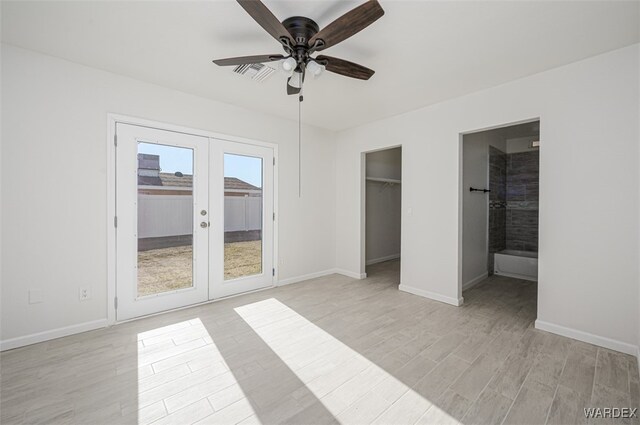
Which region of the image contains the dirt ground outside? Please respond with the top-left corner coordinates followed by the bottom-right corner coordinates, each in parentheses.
top-left (137, 240), bottom-right (262, 296)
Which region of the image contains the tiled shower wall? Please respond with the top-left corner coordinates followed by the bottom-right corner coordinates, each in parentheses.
top-left (506, 151), bottom-right (539, 251)
top-left (488, 147), bottom-right (539, 273)
top-left (488, 146), bottom-right (507, 273)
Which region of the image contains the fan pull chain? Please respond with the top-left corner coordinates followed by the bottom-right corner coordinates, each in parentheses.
top-left (298, 88), bottom-right (303, 198)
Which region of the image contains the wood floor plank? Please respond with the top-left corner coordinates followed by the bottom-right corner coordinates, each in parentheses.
top-left (488, 352), bottom-right (535, 399)
top-left (152, 398), bottom-right (214, 425)
top-left (321, 365), bottom-right (388, 414)
top-left (502, 378), bottom-right (555, 425)
top-left (527, 351), bottom-right (566, 388)
top-left (421, 332), bottom-right (466, 362)
top-left (559, 350), bottom-right (597, 397)
top-left (193, 398), bottom-right (255, 425)
top-left (450, 352), bottom-right (502, 401)
top-left (412, 354), bottom-right (470, 402)
top-left (588, 383), bottom-right (633, 425)
top-left (416, 389), bottom-right (472, 425)
top-left (595, 349), bottom-right (631, 394)
top-left (462, 388), bottom-right (513, 425)
top-left (372, 388), bottom-right (433, 425)
top-left (335, 392), bottom-right (391, 425)
top-left (546, 384), bottom-right (590, 425)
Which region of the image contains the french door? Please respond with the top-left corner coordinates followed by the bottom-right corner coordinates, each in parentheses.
top-left (115, 124), bottom-right (274, 320)
top-left (209, 141), bottom-right (274, 299)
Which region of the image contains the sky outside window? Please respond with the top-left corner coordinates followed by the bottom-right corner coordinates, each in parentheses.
top-left (138, 143), bottom-right (262, 187)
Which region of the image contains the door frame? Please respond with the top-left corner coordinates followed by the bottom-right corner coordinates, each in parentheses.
top-left (457, 116), bottom-right (540, 303)
top-left (106, 114), bottom-right (279, 325)
top-left (359, 144), bottom-right (402, 280)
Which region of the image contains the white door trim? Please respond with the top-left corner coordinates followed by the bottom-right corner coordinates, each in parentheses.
top-left (106, 114), bottom-right (279, 325)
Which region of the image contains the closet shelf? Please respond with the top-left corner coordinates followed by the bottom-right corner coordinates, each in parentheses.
top-left (366, 177), bottom-right (401, 184)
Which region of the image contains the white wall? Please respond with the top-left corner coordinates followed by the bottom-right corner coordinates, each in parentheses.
top-left (1, 45), bottom-right (337, 343)
top-left (461, 132), bottom-right (505, 288)
top-left (366, 148), bottom-right (401, 265)
top-left (336, 44), bottom-right (639, 352)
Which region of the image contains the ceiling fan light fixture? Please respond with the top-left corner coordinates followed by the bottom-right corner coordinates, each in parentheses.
top-left (289, 70), bottom-right (303, 89)
top-left (281, 57), bottom-right (297, 73)
top-left (306, 60), bottom-right (325, 78)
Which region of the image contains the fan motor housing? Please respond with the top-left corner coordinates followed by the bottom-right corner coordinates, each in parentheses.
top-left (282, 16), bottom-right (319, 46)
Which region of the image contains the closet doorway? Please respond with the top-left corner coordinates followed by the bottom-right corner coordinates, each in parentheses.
top-left (364, 147), bottom-right (402, 281)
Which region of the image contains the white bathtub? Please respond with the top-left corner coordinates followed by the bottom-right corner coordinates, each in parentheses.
top-left (494, 250), bottom-right (538, 281)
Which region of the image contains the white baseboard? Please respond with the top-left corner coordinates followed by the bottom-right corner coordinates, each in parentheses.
top-left (278, 268), bottom-right (369, 286)
top-left (494, 270), bottom-right (537, 282)
top-left (366, 254), bottom-right (400, 266)
top-left (333, 269), bottom-right (366, 279)
top-left (535, 319), bottom-right (638, 356)
top-left (462, 272), bottom-right (488, 291)
top-left (399, 284), bottom-right (463, 306)
top-left (277, 269), bottom-right (338, 286)
top-left (279, 266), bottom-right (371, 283)
top-left (0, 319), bottom-right (108, 352)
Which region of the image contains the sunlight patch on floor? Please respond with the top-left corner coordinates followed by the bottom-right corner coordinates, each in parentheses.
top-left (136, 318), bottom-right (257, 424)
top-left (234, 298), bottom-right (459, 424)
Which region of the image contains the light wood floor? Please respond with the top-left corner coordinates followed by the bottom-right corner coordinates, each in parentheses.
top-left (1, 260), bottom-right (638, 425)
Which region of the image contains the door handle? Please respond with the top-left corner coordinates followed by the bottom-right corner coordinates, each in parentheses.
top-left (200, 222), bottom-right (209, 228)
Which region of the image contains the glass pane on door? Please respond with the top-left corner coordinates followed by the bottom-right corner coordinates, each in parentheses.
top-left (223, 153), bottom-right (263, 280)
top-left (137, 143), bottom-right (194, 296)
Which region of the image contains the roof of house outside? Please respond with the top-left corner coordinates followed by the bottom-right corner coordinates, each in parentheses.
top-left (138, 173), bottom-right (260, 191)
top-left (223, 176), bottom-right (261, 191)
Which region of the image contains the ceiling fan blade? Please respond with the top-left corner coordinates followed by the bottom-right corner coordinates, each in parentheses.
top-left (237, 0), bottom-right (294, 45)
top-left (316, 55), bottom-right (374, 80)
top-left (309, 0), bottom-right (384, 51)
top-left (213, 54), bottom-right (284, 66)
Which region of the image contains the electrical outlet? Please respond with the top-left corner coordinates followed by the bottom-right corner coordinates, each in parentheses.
top-left (79, 286), bottom-right (91, 301)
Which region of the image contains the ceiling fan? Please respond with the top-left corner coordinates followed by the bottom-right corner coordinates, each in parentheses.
top-left (213, 0), bottom-right (385, 95)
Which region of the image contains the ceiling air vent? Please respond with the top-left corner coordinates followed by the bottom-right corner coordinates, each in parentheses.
top-left (232, 63), bottom-right (276, 82)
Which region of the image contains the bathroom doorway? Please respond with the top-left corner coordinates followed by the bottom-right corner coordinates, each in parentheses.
top-left (460, 120), bottom-right (540, 292)
top-left (364, 147), bottom-right (402, 282)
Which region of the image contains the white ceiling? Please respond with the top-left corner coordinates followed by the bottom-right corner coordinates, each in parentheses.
top-left (2, 1), bottom-right (639, 131)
